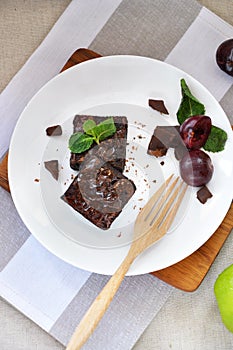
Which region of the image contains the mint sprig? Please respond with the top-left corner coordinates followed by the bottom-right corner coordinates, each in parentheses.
top-left (69, 117), bottom-right (116, 153)
top-left (203, 125), bottom-right (228, 153)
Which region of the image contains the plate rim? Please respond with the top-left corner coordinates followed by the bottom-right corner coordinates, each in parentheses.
top-left (8, 54), bottom-right (233, 275)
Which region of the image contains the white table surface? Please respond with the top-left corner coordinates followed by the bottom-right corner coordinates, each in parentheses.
top-left (0, 1), bottom-right (233, 349)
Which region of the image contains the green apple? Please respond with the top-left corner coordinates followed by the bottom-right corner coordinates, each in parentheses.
top-left (214, 264), bottom-right (233, 333)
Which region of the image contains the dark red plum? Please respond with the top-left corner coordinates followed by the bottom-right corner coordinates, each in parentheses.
top-left (180, 115), bottom-right (212, 150)
top-left (180, 149), bottom-right (214, 187)
top-left (216, 39), bottom-right (233, 76)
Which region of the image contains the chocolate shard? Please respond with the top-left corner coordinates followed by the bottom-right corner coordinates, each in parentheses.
top-left (70, 115), bottom-right (127, 172)
top-left (46, 125), bottom-right (62, 136)
top-left (174, 143), bottom-right (188, 160)
top-left (148, 99), bottom-right (169, 114)
top-left (61, 154), bottom-right (136, 230)
top-left (44, 160), bottom-right (59, 180)
top-left (147, 125), bottom-right (184, 158)
top-left (196, 185), bottom-right (213, 204)
top-left (147, 135), bottom-right (168, 157)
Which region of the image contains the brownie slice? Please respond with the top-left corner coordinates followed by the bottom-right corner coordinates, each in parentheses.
top-left (70, 115), bottom-right (128, 172)
top-left (62, 152), bottom-right (136, 230)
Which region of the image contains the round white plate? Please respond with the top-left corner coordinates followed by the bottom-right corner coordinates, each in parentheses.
top-left (8, 55), bottom-right (233, 275)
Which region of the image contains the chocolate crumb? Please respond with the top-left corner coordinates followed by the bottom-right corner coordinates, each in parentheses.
top-left (34, 178), bottom-right (40, 182)
top-left (197, 186), bottom-right (213, 204)
top-left (160, 161), bottom-right (165, 166)
top-left (44, 160), bottom-right (59, 180)
top-left (148, 99), bottom-right (169, 114)
top-left (46, 125), bottom-right (62, 136)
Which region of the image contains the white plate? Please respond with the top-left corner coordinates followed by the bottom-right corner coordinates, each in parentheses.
top-left (8, 55), bottom-right (233, 275)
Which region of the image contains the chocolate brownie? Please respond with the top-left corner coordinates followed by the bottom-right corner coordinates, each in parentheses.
top-left (70, 115), bottom-right (128, 172)
top-left (62, 151), bottom-right (136, 230)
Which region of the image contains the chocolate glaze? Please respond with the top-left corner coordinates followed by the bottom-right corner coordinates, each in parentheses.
top-left (62, 153), bottom-right (136, 230)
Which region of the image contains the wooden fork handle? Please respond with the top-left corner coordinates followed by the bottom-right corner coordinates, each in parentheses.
top-left (66, 252), bottom-right (135, 350)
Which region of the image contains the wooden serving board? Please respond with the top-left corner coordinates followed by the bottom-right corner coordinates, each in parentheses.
top-left (1, 48), bottom-right (232, 292)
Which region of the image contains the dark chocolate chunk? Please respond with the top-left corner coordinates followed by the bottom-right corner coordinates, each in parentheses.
top-left (44, 160), bottom-right (59, 180)
top-left (174, 143), bottom-right (188, 160)
top-left (148, 99), bottom-right (169, 114)
top-left (147, 125), bottom-right (183, 158)
top-left (70, 115), bottom-right (127, 172)
top-left (46, 125), bottom-right (62, 136)
top-left (196, 185), bottom-right (213, 204)
top-left (61, 154), bottom-right (136, 230)
top-left (147, 135), bottom-right (168, 157)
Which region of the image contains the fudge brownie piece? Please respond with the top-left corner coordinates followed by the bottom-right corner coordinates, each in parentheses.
top-left (70, 115), bottom-right (128, 172)
top-left (196, 185), bottom-right (213, 204)
top-left (148, 99), bottom-right (169, 114)
top-left (147, 125), bottom-right (186, 158)
top-left (44, 160), bottom-right (59, 180)
top-left (46, 125), bottom-right (62, 136)
top-left (62, 152), bottom-right (136, 230)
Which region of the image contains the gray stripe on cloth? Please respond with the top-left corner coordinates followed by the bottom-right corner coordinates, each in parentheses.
top-left (50, 272), bottom-right (174, 349)
top-left (220, 85), bottom-right (233, 125)
top-left (0, 188), bottom-right (30, 272)
top-left (89, 0), bottom-right (202, 59)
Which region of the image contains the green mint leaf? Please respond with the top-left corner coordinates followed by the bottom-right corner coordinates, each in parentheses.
top-left (83, 119), bottom-right (97, 137)
top-left (203, 125), bottom-right (228, 152)
top-left (69, 132), bottom-right (94, 153)
top-left (177, 78), bottom-right (205, 124)
top-left (68, 117), bottom-right (117, 154)
top-left (93, 117), bottom-right (117, 143)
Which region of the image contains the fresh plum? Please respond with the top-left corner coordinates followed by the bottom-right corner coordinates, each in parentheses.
top-left (180, 115), bottom-right (212, 150)
top-left (216, 39), bottom-right (233, 76)
top-left (180, 149), bottom-right (213, 187)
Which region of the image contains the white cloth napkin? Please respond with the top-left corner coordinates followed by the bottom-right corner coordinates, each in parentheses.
top-left (0, 1), bottom-right (233, 349)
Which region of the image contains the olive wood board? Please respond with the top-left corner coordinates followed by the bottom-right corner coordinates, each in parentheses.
top-left (0, 48), bottom-right (232, 292)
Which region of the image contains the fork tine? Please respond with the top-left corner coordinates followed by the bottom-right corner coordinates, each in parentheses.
top-left (135, 174), bottom-right (174, 226)
top-left (152, 179), bottom-right (184, 228)
top-left (160, 182), bottom-right (188, 232)
top-left (146, 175), bottom-right (179, 224)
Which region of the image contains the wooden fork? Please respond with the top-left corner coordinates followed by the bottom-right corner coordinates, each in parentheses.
top-left (66, 174), bottom-right (187, 350)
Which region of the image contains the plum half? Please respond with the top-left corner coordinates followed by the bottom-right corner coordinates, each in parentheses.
top-left (180, 115), bottom-right (212, 150)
